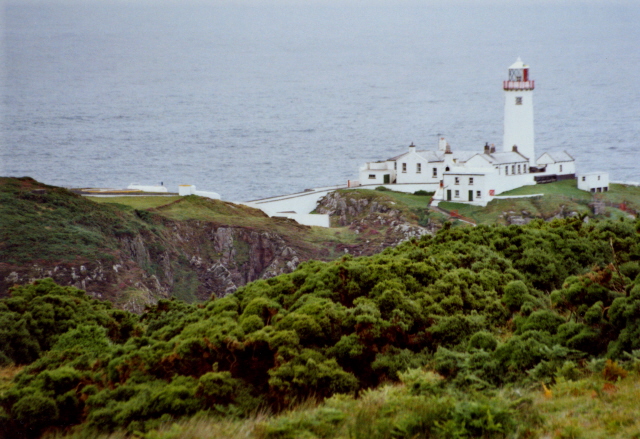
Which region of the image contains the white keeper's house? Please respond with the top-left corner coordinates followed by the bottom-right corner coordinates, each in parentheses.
top-left (357, 58), bottom-right (578, 206)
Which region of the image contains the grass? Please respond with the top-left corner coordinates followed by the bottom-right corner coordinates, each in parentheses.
top-left (379, 191), bottom-right (433, 210)
top-left (0, 177), bottom-right (153, 264)
top-left (88, 196), bottom-right (182, 210)
top-left (440, 180), bottom-right (640, 225)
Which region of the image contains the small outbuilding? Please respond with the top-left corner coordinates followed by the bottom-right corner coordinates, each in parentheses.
top-left (577, 172), bottom-right (609, 193)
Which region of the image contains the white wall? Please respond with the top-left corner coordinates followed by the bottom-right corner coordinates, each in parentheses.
top-left (578, 173), bottom-right (609, 192)
top-left (503, 89), bottom-right (535, 167)
top-left (244, 186), bottom-right (346, 216)
top-left (359, 163), bottom-right (395, 185)
top-left (442, 174), bottom-right (490, 206)
top-left (128, 183), bottom-right (168, 193)
top-left (272, 213), bottom-right (330, 228)
top-left (537, 161), bottom-right (576, 176)
top-left (395, 149), bottom-right (434, 184)
top-left (357, 182), bottom-right (440, 193)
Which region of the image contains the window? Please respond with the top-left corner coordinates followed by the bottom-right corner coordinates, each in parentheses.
top-left (505, 166), bottom-right (509, 175)
top-left (454, 190), bottom-right (460, 198)
top-left (455, 177), bottom-right (460, 185)
top-left (517, 165), bottom-right (521, 174)
top-left (417, 163), bottom-right (421, 173)
top-left (559, 164), bottom-right (563, 172)
top-left (476, 191), bottom-right (481, 198)
top-left (512, 165), bottom-right (515, 174)
top-left (394, 162), bottom-right (397, 170)
top-left (368, 174), bottom-right (375, 180)
top-left (469, 177), bottom-right (474, 185)
top-left (582, 176), bottom-right (586, 181)
top-left (515, 96), bottom-right (523, 105)
top-left (604, 187), bottom-right (608, 192)
top-left (402, 163), bottom-right (406, 173)
top-left (598, 175), bottom-right (601, 180)
top-left (432, 168), bottom-right (437, 178)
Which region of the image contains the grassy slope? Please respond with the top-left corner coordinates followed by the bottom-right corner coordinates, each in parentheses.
top-left (440, 180), bottom-right (640, 225)
top-left (90, 194), bottom-right (365, 261)
top-left (0, 177), bottom-right (154, 264)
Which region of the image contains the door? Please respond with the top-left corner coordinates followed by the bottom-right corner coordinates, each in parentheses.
top-left (447, 190), bottom-right (451, 201)
top-left (383, 174), bottom-right (390, 184)
top-left (469, 190), bottom-right (473, 202)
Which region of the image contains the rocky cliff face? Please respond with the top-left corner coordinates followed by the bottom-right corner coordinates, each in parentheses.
top-left (0, 221), bottom-right (302, 312)
top-left (316, 191), bottom-right (432, 255)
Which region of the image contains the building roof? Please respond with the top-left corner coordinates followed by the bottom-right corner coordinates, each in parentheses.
top-left (469, 151), bottom-right (529, 165)
top-left (537, 150), bottom-right (575, 164)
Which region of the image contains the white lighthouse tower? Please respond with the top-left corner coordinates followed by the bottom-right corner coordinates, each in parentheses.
top-left (503, 58), bottom-right (535, 168)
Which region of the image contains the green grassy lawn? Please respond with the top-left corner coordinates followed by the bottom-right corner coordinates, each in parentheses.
top-left (438, 179), bottom-right (640, 225)
top-left (87, 195), bottom-right (183, 210)
top-left (379, 190), bottom-right (432, 209)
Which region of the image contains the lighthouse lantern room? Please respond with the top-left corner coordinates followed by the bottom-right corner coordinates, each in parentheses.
top-left (503, 57), bottom-right (536, 167)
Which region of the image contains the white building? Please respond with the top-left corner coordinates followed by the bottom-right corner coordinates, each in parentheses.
top-left (577, 172), bottom-right (609, 193)
top-left (357, 59), bottom-right (578, 206)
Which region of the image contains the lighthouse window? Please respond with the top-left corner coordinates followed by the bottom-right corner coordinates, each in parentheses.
top-left (517, 165), bottom-right (521, 174)
top-left (454, 190), bottom-right (460, 198)
top-left (469, 177), bottom-right (474, 185)
top-left (417, 163), bottom-right (421, 173)
top-left (582, 176), bottom-right (586, 181)
top-left (559, 165), bottom-right (563, 172)
top-left (394, 162), bottom-right (397, 170)
top-left (432, 168), bottom-right (437, 178)
top-left (515, 97), bottom-right (523, 105)
top-left (512, 165), bottom-right (516, 174)
top-left (476, 191), bottom-right (481, 198)
top-left (505, 166), bottom-right (509, 175)
top-left (455, 177), bottom-right (460, 185)
top-left (402, 163), bottom-right (407, 173)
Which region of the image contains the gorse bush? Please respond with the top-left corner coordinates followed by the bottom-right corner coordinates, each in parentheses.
top-left (2, 216), bottom-right (640, 438)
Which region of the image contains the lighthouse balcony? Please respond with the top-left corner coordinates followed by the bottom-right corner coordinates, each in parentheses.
top-left (503, 80), bottom-right (535, 91)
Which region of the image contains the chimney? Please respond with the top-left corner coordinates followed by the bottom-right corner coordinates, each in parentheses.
top-left (438, 137), bottom-right (447, 151)
top-left (484, 142), bottom-right (490, 154)
top-left (445, 143), bottom-right (452, 154)
top-left (512, 145), bottom-right (518, 152)
top-left (490, 144), bottom-right (496, 153)
top-left (409, 142), bottom-right (416, 151)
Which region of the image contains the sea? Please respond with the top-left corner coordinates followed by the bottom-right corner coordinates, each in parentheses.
top-left (1, 1), bottom-right (639, 202)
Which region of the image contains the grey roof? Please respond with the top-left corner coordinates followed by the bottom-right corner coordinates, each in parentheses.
top-left (479, 151), bottom-right (530, 164)
top-left (416, 150), bottom-right (446, 162)
top-left (537, 150), bottom-right (575, 163)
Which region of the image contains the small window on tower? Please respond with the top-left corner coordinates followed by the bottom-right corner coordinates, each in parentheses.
top-left (432, 168), bottom-right (437, 178)
top-left (394, 162), bottom-right (397, 170)
top-left (402, 163), bottom-right (407, 173)
top-left (515, 97), bottom-right (523, 105)
top-left (455, 177), bottom-right (460, 185)
top-left (469, 177), bottom-right (474, 185)
top-left (417, 163), bottom-right (421, 173)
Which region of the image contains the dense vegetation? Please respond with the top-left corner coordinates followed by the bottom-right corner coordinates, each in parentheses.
top-left (2, 217), bottom-right (640, 438)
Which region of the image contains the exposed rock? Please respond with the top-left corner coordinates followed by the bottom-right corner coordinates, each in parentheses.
top-left (317, 191), bottom-right (433, 249)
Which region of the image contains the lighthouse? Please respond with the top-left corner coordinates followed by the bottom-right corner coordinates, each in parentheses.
top-left (503, 58), bottom-right (535, 167)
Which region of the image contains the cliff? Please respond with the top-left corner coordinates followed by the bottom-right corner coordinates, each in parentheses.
top-left (0, 178), bottom-right (429, 311)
